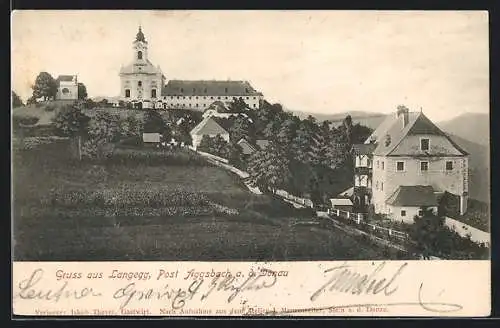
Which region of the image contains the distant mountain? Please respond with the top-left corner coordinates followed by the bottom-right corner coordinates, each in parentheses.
top-left (438, 113), bottom-right (489, 147)
top-left (287, 109), bottom-right (387, 129)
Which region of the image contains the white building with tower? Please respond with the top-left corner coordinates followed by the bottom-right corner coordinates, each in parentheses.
top-left (119, 27), bottom-right (264, 110)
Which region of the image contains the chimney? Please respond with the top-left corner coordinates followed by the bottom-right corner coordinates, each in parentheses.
top-left (397, 105), bottom-right (409, 128)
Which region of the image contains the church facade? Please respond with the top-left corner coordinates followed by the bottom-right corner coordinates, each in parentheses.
top-left (119, 27), bottom-right (264, 110)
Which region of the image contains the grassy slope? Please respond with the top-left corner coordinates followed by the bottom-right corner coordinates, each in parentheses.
top-left (12, 139), bottom-right (404, 261)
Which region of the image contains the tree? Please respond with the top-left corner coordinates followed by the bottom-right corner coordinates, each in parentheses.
top-left (342, 115), bottom-right (353, 145)
top-left (229, 116), bottom-right (252, 143)
top-left (12, 91), bottom-right (24, 108)
top-left (32, 72), bottom-right (57, 101)
top-left (52, 104), bottom-right (91, 160)
top-left (228, 143), bottom-right (244, 169)
top-left (120, 114), bottom-right (142, 138)
top-left (228, 97), bottom-right (248, 113)
top-left (78, 83), bottom-right (88, 100)
top-left (247, 142), bottom-right (291, 192)
top-left (198, 135), bottom-right (215, 153)
top-left (83, 112), bottom-right (121, 159)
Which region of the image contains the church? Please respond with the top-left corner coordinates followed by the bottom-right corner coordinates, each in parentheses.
top-left (119, 27), bottom-right (264, 110)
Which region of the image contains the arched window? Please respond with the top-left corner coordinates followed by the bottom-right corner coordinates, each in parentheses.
top-left (137, 51), bottom-right (143, 60)
top-left (125, 89), bottom-right (130, 98)
top-left (138, 81), bottom-right (142, 87)
top-left (151, 89), bottom-right (157, 98)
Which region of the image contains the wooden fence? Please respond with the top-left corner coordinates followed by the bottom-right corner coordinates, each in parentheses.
top-left (326, 208), bottom-right (410, 242)
top-left (274, 189), bottom-right (314, 208)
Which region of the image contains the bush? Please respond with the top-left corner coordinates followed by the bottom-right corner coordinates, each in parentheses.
top-left (13, 115), bottom-right (40, 126)
top-left (44, 104), bottom-right (56, 112)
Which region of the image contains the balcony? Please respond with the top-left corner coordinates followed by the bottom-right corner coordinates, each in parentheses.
top-left (354, 166), bottom-right (372, 175)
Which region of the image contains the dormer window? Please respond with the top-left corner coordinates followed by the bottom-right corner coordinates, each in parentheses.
top-left (420, 138), bottom-right (430, 151)
top-left (137, 51), bottom-right (143, 60)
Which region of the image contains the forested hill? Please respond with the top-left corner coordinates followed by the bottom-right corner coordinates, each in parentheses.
top-left (238, 100), bottom-right (373, 203)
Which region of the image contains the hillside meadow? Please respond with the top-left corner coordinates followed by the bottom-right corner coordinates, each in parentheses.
top-left (12, 137), bottom-right (408, 261)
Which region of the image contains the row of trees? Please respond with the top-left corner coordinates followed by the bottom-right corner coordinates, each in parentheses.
top-left (52, 104), bottom-right (194, 160)
top-left (238, 100), bottom-right (372, 204)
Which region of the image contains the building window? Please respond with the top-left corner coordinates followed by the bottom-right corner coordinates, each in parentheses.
top-left (420, 138), bottom-right (430, 151)
top-left (446, 161), bottom-right (453, 171)
top-left (138, 81), bottom-right (142, 87)
top-left (180, 88), bottom-right (184, 93)
top-left (376, 160), bottom-right (379, 168)
top-left (193, 88), bottom-right (196, 93)
top-left (137, 51), bottom-right (143, 60)
top-left (151, 89), bottom-right (157, 98)
top-left (125, 89), bottom-right (130, 98)
top-left (381, 182), bottom-right (384, 191)
top-left (253, 104), bottom-right (257, 108)
top-left (246, 97), bottom-right (249, 100)
top-left (375, 181), bottom-right (379, 190)
top-left (401, 210), bottom-right (406, 217)
top-left (210, 96), bottom-right (214, 99)
top-left (196, 104), bottom-right (198, 107)
top-left (217, 96), bottom-right (221, 100)
top-left (381, 161), bottom-right (385, 170)
top-left (420, 161), bottom-right (429, 172)
top-left (225, 88), bottom-right (228, 93)
top-left (418, 210), bottom-right (423, 217)
top-left (245, 88), bottom-right (249, 93)
top-left (188, 96), bottom-right (192, 100)
top-left (204, 88), bottom-right (207, 93)
top-left (397, 161), bottom-right (405, 171)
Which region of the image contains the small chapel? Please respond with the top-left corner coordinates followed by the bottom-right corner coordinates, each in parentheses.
top-left (119, 27), bottom-right (264, 110)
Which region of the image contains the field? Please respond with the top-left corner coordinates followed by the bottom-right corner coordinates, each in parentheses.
top-left (12, 137), bottom-right (407, 261)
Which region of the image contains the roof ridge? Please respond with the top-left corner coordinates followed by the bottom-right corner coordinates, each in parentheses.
top-left (382, 112), bottom-right (422, 155)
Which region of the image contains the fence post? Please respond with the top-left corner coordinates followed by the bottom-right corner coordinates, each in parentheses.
top-left (336, 209), bottom-right (340, 216)
top-left (346, 212), bottom-right (350, 219)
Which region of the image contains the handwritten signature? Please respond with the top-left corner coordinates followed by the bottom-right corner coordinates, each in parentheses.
top-left (14, 268), bottom-right (102, 302)
top-left (311, 261), bottom-right (407, 301)
top-left (112, 269), bottom-right (277, 310)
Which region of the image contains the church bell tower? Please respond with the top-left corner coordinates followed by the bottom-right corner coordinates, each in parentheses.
top-left (133, 26), bottom-right (148, 62)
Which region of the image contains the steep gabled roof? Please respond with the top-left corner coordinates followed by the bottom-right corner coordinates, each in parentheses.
top-left (386, 185), bottom-right (438, 207)
top-left (161, 80), bottom-right (263, 96)
top-left (371, 112), bottom-right (468, 156)
top-left (190, 117), bottom-right (229, 136)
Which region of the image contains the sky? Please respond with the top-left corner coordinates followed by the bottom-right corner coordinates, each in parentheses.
top-left (11, 10), bottom-right (489, 122)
